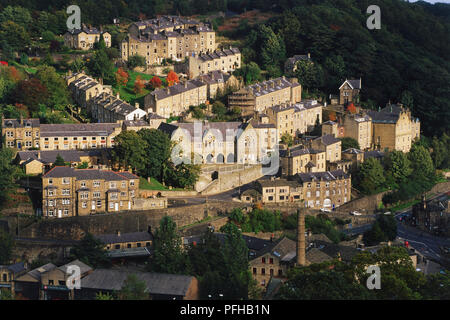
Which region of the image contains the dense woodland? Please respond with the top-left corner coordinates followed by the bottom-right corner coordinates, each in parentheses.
top-left (0, 0), bottom-right (448, 136)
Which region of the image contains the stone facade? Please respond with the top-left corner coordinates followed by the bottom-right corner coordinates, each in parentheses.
top-left (368, 104), bottom-right (420, 152)
top-left (310, 134), bottom-right (342, 163)
top-left (2, 118), bottom-right (41, 150)
top-left (122, 16), bottom-right (215, 65)
top-left (144, 79), bottom-right (207, 118)
top-left (342, 113), bottom-right (372, 150)
top-left (188, 47), bottom-right (241, 78)
top-left (228, 77), bottom-right (302, 117)
top-left (255, 170), bottom-right (351, 209)
top-left (64, 27), bottom-right (111, 50)
top-left (280, 146), bottom-right (326, 176)
top-left (339, 79), bottom-right (361, 105)
top-left (42, 167), bottom-right (139, 219)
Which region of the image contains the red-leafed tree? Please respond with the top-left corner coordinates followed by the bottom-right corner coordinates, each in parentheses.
top-left (328, 111), bottom-right (337, 121)
top-left (149, 76), bottom-right (162, 89)
top-left (134, 75), bottom-right (145, 94)
top-left (14, 78), bottom-right (49, 112)
top-left (166, 71), bottom-right (179, 87)
top-left (115, 67), bottom-right (129, 86)
top-left (347, 102), bottom-right (356, 114)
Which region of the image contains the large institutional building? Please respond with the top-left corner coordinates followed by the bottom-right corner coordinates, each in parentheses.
top-left (121, 16), bottom-right (216, 65)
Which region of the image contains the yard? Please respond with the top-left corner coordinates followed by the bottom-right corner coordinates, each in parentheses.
top-left (113, 68), bottom-right (167, 106)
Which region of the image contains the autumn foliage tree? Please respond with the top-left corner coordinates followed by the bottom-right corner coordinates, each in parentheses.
top-left (166, 71), bottom-right (179, 87)
top-left (149, 76), bottom-right (162, 89)
top-left (115, 67), bottom-right (129, 86)
top-left (347, 102), bottom-right (357, 114)
top-left (14, 78), bottom-right (49, 112)
top-left (134, 75), bottom-right (145, 94)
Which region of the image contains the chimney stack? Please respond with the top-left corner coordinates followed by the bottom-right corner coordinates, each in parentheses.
top-left (296, 209), bottom-right (306, 266)
top-left (117, 230), bottom-right (121, 237)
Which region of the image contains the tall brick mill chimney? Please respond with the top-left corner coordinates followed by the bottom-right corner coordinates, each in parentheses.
top-left (296, 208), bottom-right (306, 266)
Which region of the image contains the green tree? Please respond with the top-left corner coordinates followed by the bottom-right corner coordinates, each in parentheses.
top-left (127, 55), bottom-right (146, 69)
top-left (220, 223), bottom-right (252, 299)
top-left (280, 132), bottom-right (293, 147)
top-left (0, 148), bottom-right (20, 206)
top-left (53, 154), bottom-right (66, 167)
top-left (384, 150), bottom-right (412, 186)
top-left (0, 228), bottom-right (14, 264)
top-left (408, 144), bottom-right (434, 178)
top-left (165, 162), bottom-right (201, 189)
top-left (150, 216), bottom-right (186, 274)
top-left (87, 49), bottom-right (116, 85)
top-left (233, 62), bottom-right (262, 85)
top-left (119, 274), bottom-right (148, 300)
top-left (35, 65), bottom-right (70, 110)
top-left (294, 60), bottom-right (325, 90)
top-left (137, 128), bottom-right (171, 181)
top-left (70, 233), bottom-right (110, 268)
top-left (111, 130), bottom-right (148, 173)
top-left (0, 21), bottom-right (30, 51)
top-left (357, 157), bottom-right (386, 194)
top-left (95, 292), bottom-right (115, 300)
top-left (431, 134), bottom-right (449, 169)
top-left (340, 137), bottom-right (360, 151)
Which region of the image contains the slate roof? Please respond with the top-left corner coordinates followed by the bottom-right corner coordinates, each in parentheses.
top-left (279, 146), bottom-right (323, 158)
top-left (17, 149), bottom-right (109, 164)
top-left (175, 121), bottom-right (242, 140)
top-left (43, 167), bottom-right (137, 181)
top-left (197, 71), bottom-right (232, 84)
top-left (58, 260), bottom-right (92, 275)
top-left (40, 123), bottom-right (120, 137)
top-left (0, 262), bottom-right (26, 274)
top-left (17, 263), bottom-right (57, 282)
top-left (150, 80), bottom-right (206, 100)
top-left (95, 231), bottom-right (153, 245)
top-left (244, 77), bottom-right (301, 98)
top-left (158, 122), bottom-right (179, 136)
top-left (292, 170), bottom-right (350, 183)
top-left (313, 134), bottom-right (340, 146)
top-left (343, 148), bottom-right (364, 154)
top-left (257, 178), bottom-right (299, 188)
top-left (2, 118), bottom-right (40, 128)
top-left (80, 269), bottom-right (195, 296)
top-left (364, 150), bottom-right (385, 160)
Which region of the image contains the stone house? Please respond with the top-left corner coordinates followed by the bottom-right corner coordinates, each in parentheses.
top-left (284, 53), bottom-right (311, 75)
top-left (280, 146), bottom-right (326, 176)
top-left (339, 78), bottom-right (361, 105)
top-left (196, 70), bottom-right (240, 100)
top-left (2, 117), bottom-right (41, 150)
top-left (367, 103), bottom-right (420, 152)
top-left (42, 167), bottom-right (139, 219)
top-left (188, 47), bottom-right (241, 78)
top-left (228, 77), bottom-right (302, 117)
top-left (235, 121), bottom-right (277, 165)
top-left (144, 79), bottom-right (207, 118)
top-left (122, 16), bottom-right (215, 65)
top-left (64, 27), bottom-right (111, 50)
top-left (310, 134), bottom-right (342, 163)
top-left (0, 262), bottom-right (26, 296)
top-left (88, 92), bottom-right (147, 123)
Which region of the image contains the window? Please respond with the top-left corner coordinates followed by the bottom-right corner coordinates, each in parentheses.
top-left (109, 202), bottom-right (114, 209)
top-left (110, 182), bottom-right (117, 188)
top-left (63, 209), bottom-right (69, 216)
top-left (253, 268), bottom-right (257, 275)
top-left (93, 181), bottom-right (100, 187)
top-left (48, 190), bottom-right (54, 197)
top-left (62, 189), bottom-right (70, 195)
top-left (97, 200), bottom-right (101, 207)
top-left (48, 179), bottom-right (53, 185)
top-left (49, 280), bottom-right (54, 285)
top-left (48, 210), bottom-right (54, 216)
top-left (270, 269), bottom-right (274, 276)
top-left (262, 257), bottom-right (266, 264)
top-left (137, 243), bottom-right (141, 248)
top-left (127, 243), bottom-right (132, 248)
top-left (62, 199), bottom-right (70, 205)
top-left (82, 202), bottom-right (87, 208)
top-left (261, 268), bottom-right (265, 275)
top-left (62, 178), bottom-right (70, 184)
top-left (81, 181), bottom-right (86, 187)
top-left (115, 245), bottom-right (120, 249)
top-left (130, 180), bottom-right (135, 186)
top-left (93, 192), bottom-right (101, 198)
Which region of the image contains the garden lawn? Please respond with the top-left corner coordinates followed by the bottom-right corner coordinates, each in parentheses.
top-left (113, 69), bottom-right (166, 106)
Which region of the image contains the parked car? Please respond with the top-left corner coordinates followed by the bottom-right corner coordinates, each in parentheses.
top-left (350, 211), bottom-right (362, 216)
top-left (384, 211), bottom-right (392, 215)
top-left (320, 208), bottom-right (331, 213)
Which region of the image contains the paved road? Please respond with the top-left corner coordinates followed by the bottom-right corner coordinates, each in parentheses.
top-left (342, 223), bottom-right (373, 236)
top-left (395, 209), bottom-right (450, 262)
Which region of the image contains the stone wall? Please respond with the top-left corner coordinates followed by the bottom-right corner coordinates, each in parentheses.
top-left (17, 200), bottom-right (246, 241)
top-left (200, 164), bottom-right (264, 195)
top-left (12, 240), bottom-right (74, 264)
